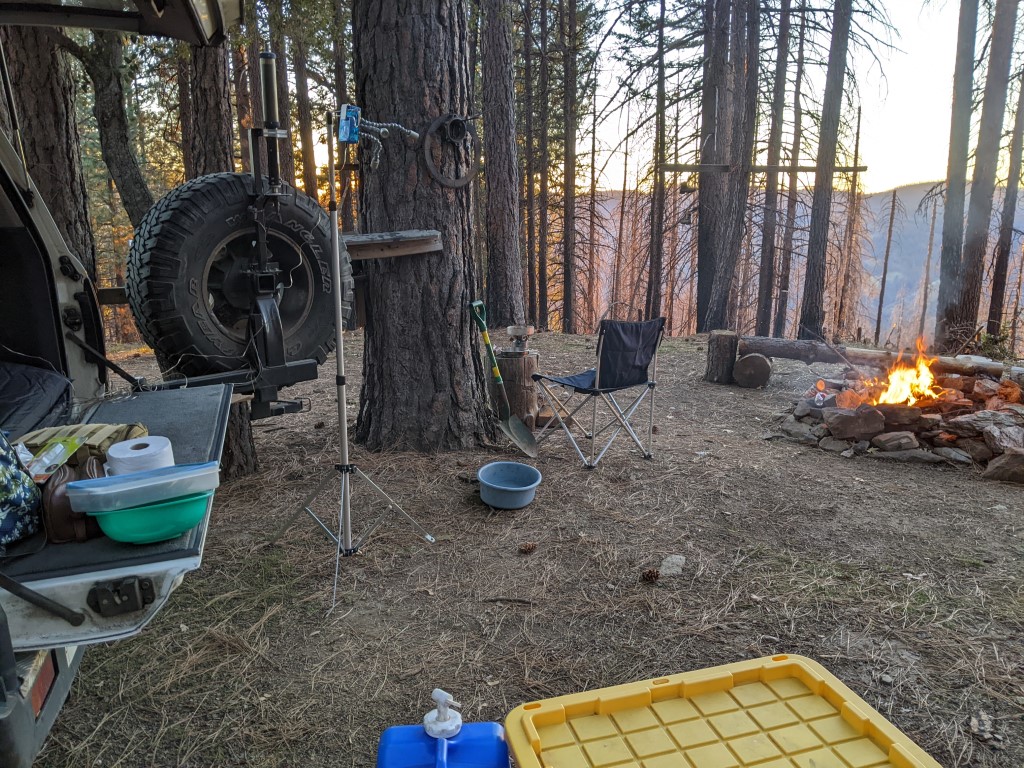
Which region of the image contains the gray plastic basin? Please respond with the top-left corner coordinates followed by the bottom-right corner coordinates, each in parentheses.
top-left (477, 461), bottom-right (542, 509)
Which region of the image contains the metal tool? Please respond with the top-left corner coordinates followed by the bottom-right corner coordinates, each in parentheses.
top-left (470, 302), bottom-right (538, 458)
top-left (505, 325), bottom-right (535, 357)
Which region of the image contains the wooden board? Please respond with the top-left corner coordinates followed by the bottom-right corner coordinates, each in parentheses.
top-left (342, 229), bottom-right (443, 260)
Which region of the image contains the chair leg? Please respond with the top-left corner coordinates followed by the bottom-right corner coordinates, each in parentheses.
top-left (647, 383), bottom-right (656, 459)
top-left (535, 381), bottom-right (591, 467)
top-left (590, 394), bottom-right (598, 468)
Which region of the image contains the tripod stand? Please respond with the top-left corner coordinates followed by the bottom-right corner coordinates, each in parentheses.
top-left (271, 109), bottom-right (434, 609)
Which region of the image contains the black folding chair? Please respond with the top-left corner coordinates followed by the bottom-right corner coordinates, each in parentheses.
top-left (533, 317), bottom-right (666, 468)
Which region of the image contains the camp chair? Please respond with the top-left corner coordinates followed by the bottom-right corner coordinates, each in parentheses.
top-left (533, 317), bottom-right (665, 468)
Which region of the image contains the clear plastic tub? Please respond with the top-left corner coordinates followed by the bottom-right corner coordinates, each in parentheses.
top-left (66, 461), bottom-right (220, 513)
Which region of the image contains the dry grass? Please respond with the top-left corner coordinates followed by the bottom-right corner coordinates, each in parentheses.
top-left (39, 333), bottom-right (1024, 767)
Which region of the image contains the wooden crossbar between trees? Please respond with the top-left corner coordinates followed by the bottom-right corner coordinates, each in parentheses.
top-left (662, 163), bottom-right (868, 174)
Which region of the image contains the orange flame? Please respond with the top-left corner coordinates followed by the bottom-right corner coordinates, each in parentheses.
top-left (866, 339), bottom-right (943, 406)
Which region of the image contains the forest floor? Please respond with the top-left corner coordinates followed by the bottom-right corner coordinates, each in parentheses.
top-left (39, 333), bottom-right (1023, 768)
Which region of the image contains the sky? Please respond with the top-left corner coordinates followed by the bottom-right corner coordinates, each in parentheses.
top-left (854, 1), bottom-right (959, 193)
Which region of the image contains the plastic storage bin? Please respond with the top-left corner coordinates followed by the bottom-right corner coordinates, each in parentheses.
top-left (377, 722), bottom-right (509, 768)
top-left (504, 655), bottom-right (940, 768)
top-left (67, 461), bottom-right (220, 513)
top-left (86, 490), bottom-right (213, 544)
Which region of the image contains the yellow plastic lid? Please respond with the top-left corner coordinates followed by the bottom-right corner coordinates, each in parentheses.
top-left (504, 654), bottom-right (940, 768)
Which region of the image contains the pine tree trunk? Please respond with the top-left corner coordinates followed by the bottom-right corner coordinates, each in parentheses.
top-left (523, 0), bottom-right (538, 327)
top-left (874, 189), bottom-right (898, 346)
top-left (611, 128), bottom-right (630, 320)
top-left (293, 40), bottom-right (318, 198)
top-left (835, 107), bottom-right (862, 339)
top-left (773, 9), bottom-right (805, 338)
top-left (55, 31), bottom-right (155, 228)
top-left (232, 45), bottom-right (252, 174)
top-left (919, 200), bottom-right (938, 339)
top-left (560, 0), bottom-right (578, 333)
top-left (986, 71), bottom-right (1024, 337)
top-left (645, 0), bottom-right (667, 321)
top-left (483, 0), bottom-right (526, 328)
top-left (177, 51), bottom-right (195, 178)
top-left (333, 0), bottom-right (355, 231)
top-left (953, 0), bottom-right (1019, 341)
top-left (352, 0), bottom-right (494, 451)
top-left (1, 27), bottom-right (96, 278)
top-left (696, 0), bottom-right (729, 330)
top-left (537, 0), bottom-right (551, 330)
top-left (755, 0), bottom-right (791, 335)
top-left (935, 0), bottom-right (979, 351)
top-left (586, 94), bottom-right (598, 327)
top-left (186, 43), bottom-right (235, 177)
top-left (797, 0), bottom-right (852, 340)
top-left (705, 0), bottom-right (759, 331)
top-left (271, 33), bottom-right (296, 186)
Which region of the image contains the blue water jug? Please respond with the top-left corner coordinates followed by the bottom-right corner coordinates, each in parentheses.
top-left (376, 689), bottom-right (509, 768)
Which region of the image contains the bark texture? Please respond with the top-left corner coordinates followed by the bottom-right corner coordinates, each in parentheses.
top-left (953, 0), bottom-right (1019, 337)
top-left (56, 31), bottom-right (154, 228)
top-left (987, 74), bottom-right (1024, 336)
top-left (773, 9), bottom-right (806, 338)
top-left (935, 0), bottom-right (979, 350)
top-left (482, 0), bottom-right (526, 328)
top-left (704, 0), bottom-right (759, 331)
top-left (352, 0), bottom-right (493, 451)
top-left (186, 43), bottom-right (234, 177)
top-left (293, 40), bottom-right (318, 198)
top-left (798, 0), bottom-right (852, 340)
top-left (1, 27), bottom-right (96, 277)
top-left (561, 0), bottom-right (578, 333)
top-left (755, 0), bottom-right (791, 336)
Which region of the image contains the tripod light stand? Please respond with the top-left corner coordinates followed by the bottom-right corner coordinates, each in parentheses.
top-left (272, 110), bottom-right (434, 610)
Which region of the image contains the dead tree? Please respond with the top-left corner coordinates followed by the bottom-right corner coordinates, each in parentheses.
top-left (645, 0), bottom-right (668, 320)
top-left (987, 72), bottom-right (1024, 337)
top-left (935, 0), bottom-right (978, 350)
top-left (874, 189), bottom-right (899, 346)
top-left (755, 0), bottom-right (791, 336)
top-left (918, 199), bottom-right (938, 339)
top-left (773, 8), bottom-right (806, 338)
top-left (798, 0), bottom-right (852, 340)
top-left (952, 0), bottom-right (1020, 340)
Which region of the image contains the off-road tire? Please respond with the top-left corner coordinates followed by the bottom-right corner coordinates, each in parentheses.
top-left (127, 173), bottom-right (353, 377)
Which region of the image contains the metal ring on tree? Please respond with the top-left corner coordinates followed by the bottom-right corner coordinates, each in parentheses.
top-left (421, 114), bottom-right (480, 189)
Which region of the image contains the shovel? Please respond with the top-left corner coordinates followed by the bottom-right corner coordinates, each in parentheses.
top-left (470, 301), bottom-right (538, 458)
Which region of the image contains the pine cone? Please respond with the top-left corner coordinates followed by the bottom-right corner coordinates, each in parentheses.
top-left (641, 568), bottom-right (660, 583)
top-left (518, 541), bottom-right (537, 555)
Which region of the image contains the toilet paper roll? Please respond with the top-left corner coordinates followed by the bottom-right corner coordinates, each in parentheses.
top-left (105, 436), bottom-right (175, 476)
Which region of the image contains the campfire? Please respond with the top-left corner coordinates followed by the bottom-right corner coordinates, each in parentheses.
top-left (779, 338), bottom-right (1024, 483)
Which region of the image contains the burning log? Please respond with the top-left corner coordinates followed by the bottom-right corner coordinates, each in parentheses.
top-left (736, 336), bottom-right (1008, 378)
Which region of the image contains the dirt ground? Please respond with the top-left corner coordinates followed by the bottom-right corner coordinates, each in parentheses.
top-left (39, 333), bottom-right (1023, 768)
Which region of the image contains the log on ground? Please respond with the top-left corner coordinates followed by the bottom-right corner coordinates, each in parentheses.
top-left (738, 336), bottom-right (1007, 377)
top-left (733, 353), bottom-right (772, 388)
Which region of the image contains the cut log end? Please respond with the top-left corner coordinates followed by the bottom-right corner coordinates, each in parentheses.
top-left (704, 330), bottom-right (738, 384)
top-left (733, 353), bottom-right (772, 388)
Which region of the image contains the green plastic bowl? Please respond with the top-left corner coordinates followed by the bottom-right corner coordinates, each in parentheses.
top-left (86, 491), bottom-right (213, 544)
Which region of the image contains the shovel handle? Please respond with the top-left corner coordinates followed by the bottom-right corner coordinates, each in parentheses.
top-left (469, 301), bottom-right (503, 384)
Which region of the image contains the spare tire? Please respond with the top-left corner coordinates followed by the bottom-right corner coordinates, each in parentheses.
top-left (127, 173), bottom-right (353, 377)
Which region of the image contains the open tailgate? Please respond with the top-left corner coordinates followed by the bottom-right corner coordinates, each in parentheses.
top-left (0, 384), bottom-right (231, 651)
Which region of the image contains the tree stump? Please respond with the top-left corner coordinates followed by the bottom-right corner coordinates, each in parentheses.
top-left (733, 353), bottom-right (772, 388)
top-left (490, 351), bottom-right (539, 429)
top-left (704, 330), bottom-right (738, 384)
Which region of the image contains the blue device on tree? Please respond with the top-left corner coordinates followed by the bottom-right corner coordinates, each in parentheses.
top-left (337, 104), bottom-right (361, 144)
